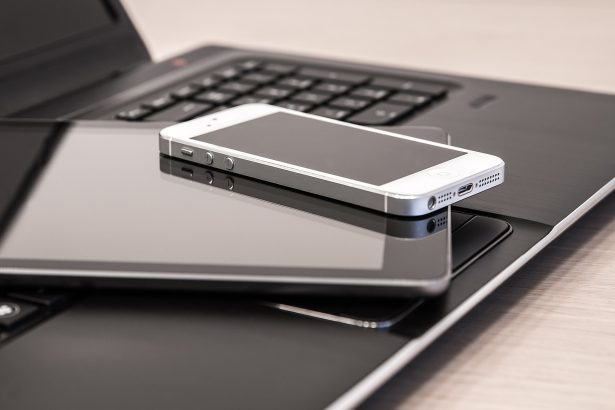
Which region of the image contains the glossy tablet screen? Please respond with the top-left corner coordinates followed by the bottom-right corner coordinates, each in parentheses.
top-left (0, 120), bottom-right (451, 294)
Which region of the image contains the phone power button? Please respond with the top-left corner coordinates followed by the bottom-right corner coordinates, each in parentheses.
top-left (224, 157), bottom-right (234, 170)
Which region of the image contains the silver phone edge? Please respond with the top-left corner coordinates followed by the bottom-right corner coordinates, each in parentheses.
top-left (159, 134), bottom-right (504, 217)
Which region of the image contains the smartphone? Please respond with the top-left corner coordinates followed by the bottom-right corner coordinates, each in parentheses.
top-left (159, 104), bottom-right (505, 216)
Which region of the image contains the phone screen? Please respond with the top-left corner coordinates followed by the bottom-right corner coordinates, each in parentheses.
top-left (192, 112), bottom-right (465, 185)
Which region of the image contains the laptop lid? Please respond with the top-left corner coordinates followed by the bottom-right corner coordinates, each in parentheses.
top-left (0, 0), bottom-right (149, 117)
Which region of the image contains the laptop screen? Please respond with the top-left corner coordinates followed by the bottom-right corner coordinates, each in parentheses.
top-left (0, 0), bottom-right (114, 63)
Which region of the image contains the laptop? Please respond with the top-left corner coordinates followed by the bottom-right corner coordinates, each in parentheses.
top-left (0, 1), bottom-right (613, 408)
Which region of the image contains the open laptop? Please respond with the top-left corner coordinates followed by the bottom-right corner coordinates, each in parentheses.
top-left (0, 1), bottom-right (613, 408)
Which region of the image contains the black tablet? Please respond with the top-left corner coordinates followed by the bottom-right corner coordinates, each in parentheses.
top-left (0, 120), bottom-right (452, 296)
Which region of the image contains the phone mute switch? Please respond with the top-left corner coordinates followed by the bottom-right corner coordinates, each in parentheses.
top-left (180, 147), bottom-right (193, 157)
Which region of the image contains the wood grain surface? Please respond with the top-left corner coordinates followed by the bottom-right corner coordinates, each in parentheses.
top-left (122, 1), bottom-right (615, 407)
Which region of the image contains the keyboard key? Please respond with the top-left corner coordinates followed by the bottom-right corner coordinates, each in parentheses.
top-left (206, 105), bottom-right (231, 114)
top-left (313, 82), bottom-right (350, 95)
top-left (243, 72), bottom-right (278, 85)
top-left (350, 87), bottom-right (389, 100)
top-left (193, 90), bottom-right (236, 104)
top-left (172, 85), bottom-right (201, 99)
top-left (262, 63), bottom-right (297, 74)
top-left (292, 91), bottom-right (331, 105)
top-left (388, 93), bottom-right (430, 106)
top-left (214, 66), bottom-right (241, 80)
top-left (370, 78), bottom-right (411, 89)
top-left (347, 102), bottom-right (413, 125)
top-left (310, 107), bottom-right (350, 120)
top-left (255, 86), bottom-right (294, 100)
top-left (371, 78), bottom-right (447, 96)
top-left (328, 96), bottom-right (370, 110)
top-left (239, 60), bottom-right (261, 70)
top-left (0, 299), bottom-right (39, 329)
top-left (218, 81), bottom-right (257, 94)
top-left (207, 105), bottom-right (231, 115)
top-left (405, 83), bottom-right (447, 97)
top-left (277, 77), bottom-right (314, 90)
top-left (146, 101), bottom-right (212, 122)
top-left (231, 96), bottom-right (273, 106)
top-left (116, 107), bottom-right (151, 121)
top-left (298, 68), bottom-right (368, 84)
top-left (142, 95), bottom-right (175, 110)
top-left (276, 101), bottom-right (313, 112)
top-left (192, 75), bottom-right (219, 89)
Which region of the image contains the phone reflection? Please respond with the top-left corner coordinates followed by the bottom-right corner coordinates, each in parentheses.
top-left (160, 155), bottom-right (451, 330)
top-left (159, 155), bottom-right (449, 240)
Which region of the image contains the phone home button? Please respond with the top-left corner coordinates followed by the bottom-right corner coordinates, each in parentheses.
top-left (428, 168), bottom-right (457, 177)
top-left (224, 157), bottom-right (234, 170)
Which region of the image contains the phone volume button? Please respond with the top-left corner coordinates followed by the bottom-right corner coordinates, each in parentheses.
top-left (204, 152), bottom-right (214, 165)
top-left (224, 157), bottom-right (234, 170)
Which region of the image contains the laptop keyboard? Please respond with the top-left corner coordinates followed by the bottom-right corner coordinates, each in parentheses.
top-left (115, 59), bottom-right (451, 125)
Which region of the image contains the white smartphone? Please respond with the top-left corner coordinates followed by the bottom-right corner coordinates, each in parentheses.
top-left (159, 104), bottom-right (504, 216)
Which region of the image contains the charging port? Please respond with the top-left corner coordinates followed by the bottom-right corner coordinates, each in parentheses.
top-left (458, 183), bottom-right (474, 196)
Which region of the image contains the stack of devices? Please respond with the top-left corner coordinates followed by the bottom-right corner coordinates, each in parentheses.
top-left (0, 106), bottom-right (505, 298)
top-left (0, 1), bottom-right (613, 409)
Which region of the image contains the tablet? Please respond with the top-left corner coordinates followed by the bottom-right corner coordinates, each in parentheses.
top-left (0, 120), bottom-right (452, 296)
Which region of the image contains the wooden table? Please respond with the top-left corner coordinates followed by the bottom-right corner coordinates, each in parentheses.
top-left (123, 1), bottom-right (615, 407)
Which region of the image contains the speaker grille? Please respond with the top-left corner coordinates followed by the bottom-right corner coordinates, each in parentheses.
top-left (477, 172), bottom-right (501, 188)
top-left (436, 190), bottom-right (455, 205)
